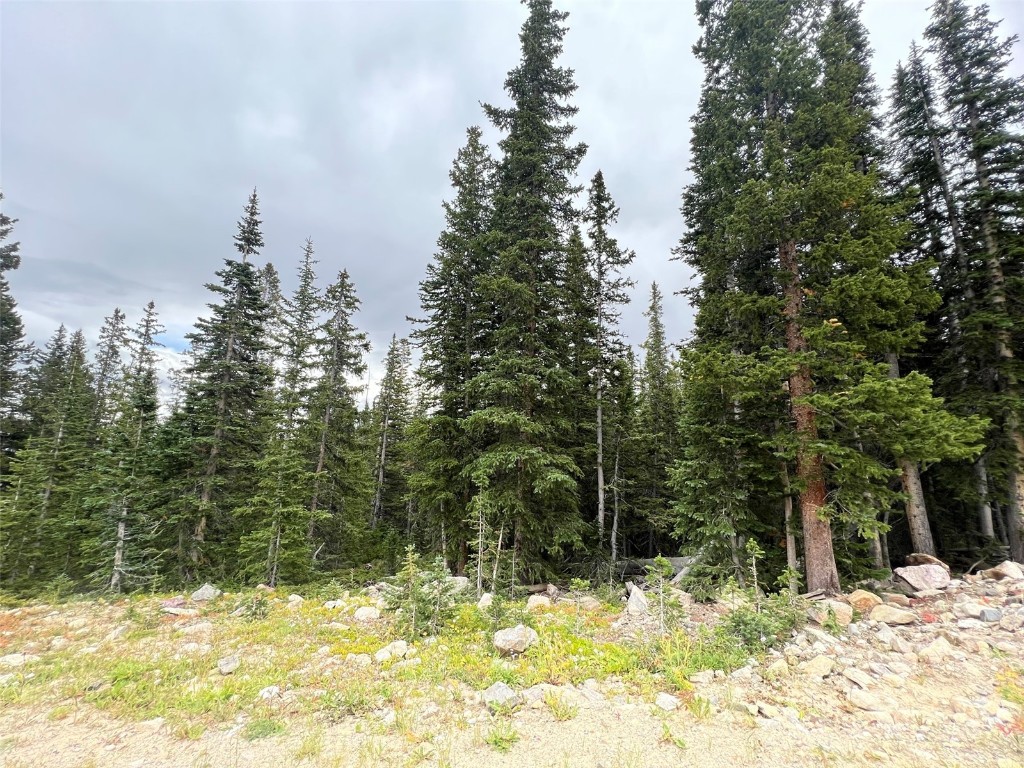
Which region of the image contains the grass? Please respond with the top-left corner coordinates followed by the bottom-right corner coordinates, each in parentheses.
top-left (0, 582), bottom-right (787, 745)
top-left (243, 717), bottom-right (286, 740)
top-left (483, 718), bottom-right (519, 753)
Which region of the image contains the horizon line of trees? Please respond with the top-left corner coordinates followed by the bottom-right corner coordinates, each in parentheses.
top-left (0, 0), bottom-right (1021, 597)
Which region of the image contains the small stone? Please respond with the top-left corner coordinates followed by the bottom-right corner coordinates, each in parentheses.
top-left (890, 635), bottom-right (913, 654)
top-left (730, 666), bottom-right (753, 680)
top-left (849, 689), bottom-right (884, 711)
top-left (217, 655), bottom-right (240, 675)
top-left (654, 692), bottom-right (680, 711)
top-left (688, 670), bottom-right (715, 684)
top-left (345, 653), bottom-right (372, 668)
top-left (799, 655), bottom-right (834, 679)
top-left (287, 594), bottom-right (304, 604)
top-left (842, 668), bottom-right (872, 689)
top-left (918, 636), bottom-right (952, 663)
top-left (957, 618), bottom-right (985, 630)
top-left (178, 621), bottom-right (214, 636)
top-left (162, 607), bottom-right (199, 617)
top-left (869, 604), bottom-right (916, 625)
top-left (847, 590), bottom-right (882, 613)
top-left (625, 588), bottom-right (650, 616)
top-left (913, 589), bottom-right (944, 599)
top-left (374, 640), bottom-right (409, 664)
top-left (979, 607), bottom-right (1002, 623)
top-left (764, 659), bottom-right (790, 679)
top-left (323, 600), bottom-right (345, 610)
top-left (257, 685), bottom-right (281, 700)
top-left (493, 624), bottom-right (539, 655)
top-left (999, 613), bottom-right (1024, 632)
top-left (190, 583), bottom-right (222, 602)
top-left (805, 627), bottom-right (839, 645)
top-left (881, 593), bottom-right (911, 607)
top-left (353, 606), bottom-right (381, 623)
top-left (482, 681), bottom-right (520, 710)
top-left (527, 595), bottom-right (552, 611)
top-left (477, 592), bottom-right (493, 610)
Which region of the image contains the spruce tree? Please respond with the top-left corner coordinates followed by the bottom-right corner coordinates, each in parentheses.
top-left (370, 335), bottom-right (413, 533)
top-left (465, 0), bottom-right (587, 580)
top-left (925, 0), bottom-right (1024, 558)
top-left (172, 189), bottom-right (273, 578)
top-left (411, 126), bottom-right (495, 573)
top-left (584, 171), bottom-right (635, 548)
top-left (0, 192), bottom-right (28, 483)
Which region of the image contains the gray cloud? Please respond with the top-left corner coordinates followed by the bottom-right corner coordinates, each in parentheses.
top-left (3, 0), bottom-right (1022, 387)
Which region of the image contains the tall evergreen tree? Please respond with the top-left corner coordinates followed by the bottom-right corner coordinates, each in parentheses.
top-left (465, 0), bottom-right (587, 580)
top-left (0, 192), bottom-right (28, 483)
top-left (370, 335), bottom-right (413, 533)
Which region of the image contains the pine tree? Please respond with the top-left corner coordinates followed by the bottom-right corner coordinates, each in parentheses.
top-left (172, 189), bottom-right (274, 578)
top-left (465, 0), bottom-right (587, 581)
top-left (370, 335), bottom-right (413, 533)
top-left (0, 192), bottom-right (28, 483)
top-left (584, 171), bottom-right (635, 548)
top-left (306, 269), bottom-right (371, 569)
top-left (925, 0), bottom-right (1024, 559)
top-left (411, 126), bottom-right (495, 573)
top-left (91, 308), bottom-right (128, 436)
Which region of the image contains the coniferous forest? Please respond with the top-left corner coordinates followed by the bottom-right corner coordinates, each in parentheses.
top-left (1, 0), bottom-right (1021, 597)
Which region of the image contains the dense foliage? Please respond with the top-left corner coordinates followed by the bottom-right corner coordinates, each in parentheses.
top-left (0, 0), bottom-right (1020, 596)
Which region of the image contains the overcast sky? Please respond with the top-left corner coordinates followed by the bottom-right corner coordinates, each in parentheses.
top-left (3, 0), bottom-right (1022, 389)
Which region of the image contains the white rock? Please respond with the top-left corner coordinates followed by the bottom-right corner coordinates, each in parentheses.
top-left (217, 655), bottom-right (240, 675)
top-left (482, 681), bottom-right (520, 710)
top-left (655, 692), bottom-right (680, 711)
top-left (257, 685), bottom-right (281, 700)
top-left (374, 640), bottom-right (409, 663)
top-left (895, 565), bottom-right (950, 592)
top-left (625, 587), bottom-right (650, 616)
top-left (527, 595), bottom-right (552, 611)
top-left (869, 604), bottom-right (916, 625)
top-left (577, 596), bottom-right (603, 612)
top-left (477, 592), bottom-right (493, 610)
top-left (178, 621), bottom-right (214, 636)
top-left (842, 667), bottom-right (872, 689)
top-left (807, 600), bottom-right (853, 627)
top-left (918, 636), bottom-right (953, 663)
top-left (448, 576), bottom-right (471, 593)
top-left (191, 583), bottom-right (222, 602)
top-left (799, 655), bottom-right (834, 679)
top-left (345, 653), bottom-right (372, 668)
top-left (983, 561), bottom-right (1024, 581)
top-left (689, 670), bottom-right (715, 684)
top-left (353, 606), bottom-right (381, 623)
top-left (287, 594), bottom-right (304, 604)
top-left (493, 624), bottom-right (539, 655)
top-left (0, 653), bottom-right (39, 668)
top-left (849, 689), bottom-right (884, 711)
top-left (324, 600), bottom-right (345, 610)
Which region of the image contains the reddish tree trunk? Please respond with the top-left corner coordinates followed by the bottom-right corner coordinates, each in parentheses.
top-left (780, 240), bottom-right (840, 595)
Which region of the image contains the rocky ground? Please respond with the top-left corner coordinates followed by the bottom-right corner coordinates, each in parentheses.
top-left (0, 561), bottom-right (1022, 768)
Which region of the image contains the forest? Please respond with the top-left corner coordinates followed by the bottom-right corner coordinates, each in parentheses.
top-left (0, 0), bottom-right (1021, 598)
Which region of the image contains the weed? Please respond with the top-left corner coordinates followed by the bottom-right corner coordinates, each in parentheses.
top-left (686, 694), bottom-right (713, 720)
top-left (484, 718), bottom-right (519, 753)
top-left (243, 717), bottom-right (285, 740)
top-left (542, 689), bottom-right (579, 721)
top-left (660, 720), bottom-right (687, 750)
top-left (293, 727), bottom-right (324, 760)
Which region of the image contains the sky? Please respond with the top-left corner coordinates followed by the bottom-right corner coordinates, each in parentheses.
top-left (2, 0), bottom-right (1023, 392)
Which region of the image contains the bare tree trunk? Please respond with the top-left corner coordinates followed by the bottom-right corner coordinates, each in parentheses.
top-left (780, 239), bottom-right (840, 594)
top-left (110, 502), bottom-right (128, 592)
top-left (611, 442), bottom-right (621, 569)
top-left (476, 503), bottom-right (485, 598)
top-left (780, 462), bottom-right (798, 593)
top-left (886, 353), bottom-right (936, 555)
top-left (976, 458), bottom-right (995, 538)
top-left (596, 382), bottom-right (606, 546)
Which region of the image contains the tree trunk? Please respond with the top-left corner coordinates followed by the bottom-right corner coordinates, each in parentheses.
top-left (885, 353), bottom-right (936, 555)
top-left (780, 239), bottom-right (840, 594)
top-left (780, 462), bottom-right (798, 593)
top-left (370, 416), bottom-right (389, 529)
top-left (110, 502), bottom-right (127, 592)
top-left (596, 381), bottom-right (606, 546)
top-left (975, 458), bottom-right (995, 538)
top-left (611, 441), bottom-right (620, 569)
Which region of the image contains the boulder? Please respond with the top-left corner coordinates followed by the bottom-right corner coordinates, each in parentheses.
top-left (869, 604), bottom-right (916, 625)
top-left (448, 576), bottom-right (471, 593)
top-left (493, 624), bottom-right (539, 656)
top-left (217, 655), bottom-right (240, 675)
top-left (526, 595), bottom-right (552, 611)
top-left (374, 640), bottom-right (409, 664)
top-left (881, 593), bottom-right (911, 607)
top-left (904, 553), bottom-right (951, 573)
top-left (894, 564), bottom-right (950, 592)
top-left (688, 670), bottom-right (715, 684)
top-left (764, 659), bottom-right (790, 679)
top-left (918, 636), bottom-right (953, 663)
top-left (807, 600), bottom-right (853, 627)
top-left (625, 587), bottom-right (650, 617)
top-left (477, 592), bottom-right (493, 610)
top-left (983, 561), bottom-right (1024, 581)
top-left (345, 653), bottom-right (372, 668)
top-left (847, 589), bottom-right (882, 613)
top-left (0, 653), bottom-right (39, 668)
top-left (577, 596), bottom-right (603, 612)
top-left (353, 606), bottom-right (381, 623)
top-left (482, 681), bottom-right (520, 711)
top-left (287, 594), bottom-right (304, 605)
top-left (848, 689), bottom-right (884, 711)
top-left (842, 667), bottom-right (872, 689)
top-left (799, 655), bottom-right (834, 679)
top-left (324, 600), bottom-right (345, 610)
top-left (191, 583), bottom-right (222, 602)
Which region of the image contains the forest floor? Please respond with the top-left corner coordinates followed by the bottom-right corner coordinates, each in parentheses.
top-left (0, 570), bottom-right (1023, 768)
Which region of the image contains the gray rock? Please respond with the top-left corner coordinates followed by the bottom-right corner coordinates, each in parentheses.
top-left (257, 685), bottom-right (281, 700)
top-left (0, 653), bottom-right (39, 668)
top-left (493, 624), bottom-right (539, 655)
top-left (895, 565), bottom-right (950, 592)
top-left (918, 636), bottom-right (953, 663)
top-left (849, 689), bottom-right (884, 711)
top-left (654, 692), bottom-right (680, 711)
top-left (625, 587), bottom-right (650, 616)
top-left (482, 681), bottom-right (520, 710)
top-left (805, 627), bottom-right (840, 646)
top-left (374, 640), bottom-right (409, 663)
top-left (979, 608), bottom-right (1002, 623)
top-left (287, 594), bottom-right (304, 604)
top-left (688, 670), bottom-right (715, 684)
top-left (191, 583), bottom-right (222, 602)
top-left (890, 635), bottom-right (913, 654)
top-left (217, 655), bottom-right (240, 675)
top-left (526, 594), bottom-right (552, 611)
top-left (477, 592), bottom-right (493, 610)
top-left (178, 621), bottom-right (213, 636)
top-left (323, 600), bottom-right (345, 610)
top-left (807, 600), bottom-right (853, 627)
top-left (983, 561), bottom-right (1024, 581)
top-left (842, 667), bottom-right (872, 689)
top-left (353, 606), bottom-right (381, 622)
top-left (869, 604), bottom-right (916, 625)
top-left (345, 653), bottom-right (372, 667)
top-left (577, 596), bottom-right (603, 612)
